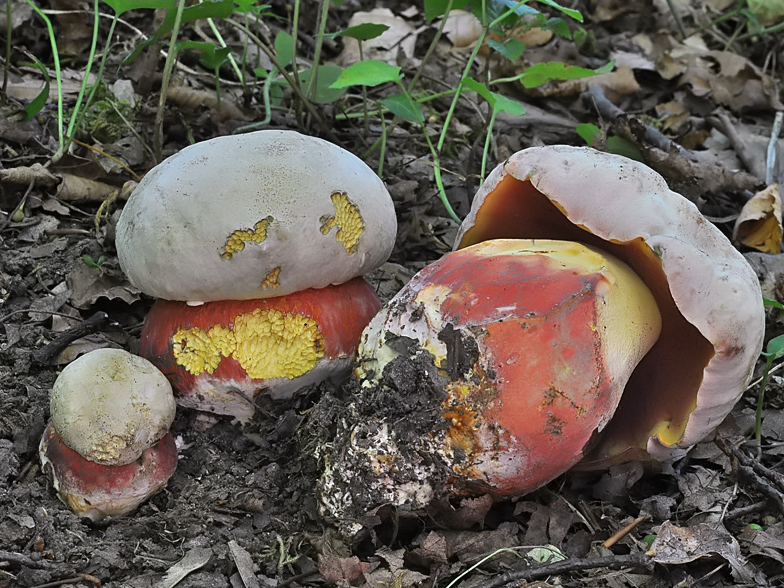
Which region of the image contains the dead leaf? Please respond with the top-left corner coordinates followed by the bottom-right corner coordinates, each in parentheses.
top-left (157, 547), bottom-right (212, 588)
top-left (426, 494), bottom-right (493, 529)
top-left (318, 554), bottom-right (371, 586)
top-left (442, 9), bottom-right (482, 47)
top-left (228, 540), bottom-right (260, 588)
top-left (56, 174), bottom-right (119, 201)
top-left (648, 521), bottom-right (753, 583)
top-left (733, 184), bottom-right (782, 254)
top-left (66, 260), bottom-right (141, 309)
top-left (0, 164), bottom-right (59, 187)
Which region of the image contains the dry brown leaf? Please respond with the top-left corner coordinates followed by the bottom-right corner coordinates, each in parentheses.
top-left (649, 521), bottom-right (753, 582)
top-left (0, 163), bottom-right (59, 187)
top-left (442, 9), bottom-right (482, 47)
top-left (166, 85), bottom-right (250, 120)
top-left (55, 174), bottom-right (118, 201)
top-left (318, 554), bottom-right (371, 586)
top-left (733, 184), bottom-right (782, 254)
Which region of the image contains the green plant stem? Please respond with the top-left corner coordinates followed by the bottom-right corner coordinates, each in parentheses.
top-left (204, 12), bottom-right (244, 86)
top-left (480, 109), bottom-right (498, 181)
top-left (225, 18), bottom-right (332, 137)
top-left (305, 0), bottom-right (330, 101)
top-left (290, 0), bottom-right (302, 95)
top-left (377, 103), bottom-right (387, 177)
top-left (3, 0), bottom-right (10, 98)
top-left (756, 355), bottom-right (774, 460)
top-left (24, 0), bottom-right (63, 154)
top-left (154, 0), bottom-right (187, 163)
top-left (59, 0), bottom-right (101, 159)
top-left (736, 20), bottom-right (784, 41)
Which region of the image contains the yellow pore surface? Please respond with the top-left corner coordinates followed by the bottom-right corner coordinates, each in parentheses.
top-left (172, 308), bottom-right (325, 380)
top-left (221, 216), bottom-right (274, 260)
top-left (320, 192), bottom-right (364, 254)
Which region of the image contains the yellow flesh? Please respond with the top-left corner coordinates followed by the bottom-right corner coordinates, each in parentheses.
top-left (221, 216), bottom-right (274, 260)
top-left (320, 192), bottom-right (364, 254)
top-left (172, 309), bottom-right (325, 380)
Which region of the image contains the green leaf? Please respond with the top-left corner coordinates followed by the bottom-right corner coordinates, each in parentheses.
top-left (379, 93), bottom-right (423, 123)
top-left (748, 523), bottom-right (763, 531)
top-left (575, 122), bottom-right (600, 145)
top-left (764, 334), bottom-right (784, 360)
top-left (487, 37), bottom-right (525, 61)
top-left (491, 92), bottom-right (525, 115)
top-left (102, 0), bottom-right (175, 16)
top-left (519, 60), bottom-right (613, 88)
top-left (122, 0), bottom-right (235, 64)
top-left (424, 0), bottom-right (471, 22)
top-left (274, 31), bottom-right (294, 68)
top-left (483, 0), bottom-right (540, 28)
top-left (330, 60), bottom-right (402, 88)
top-left (535, 0), bottom-right (583, 22)
top-left (297, 65), bottom-right (347, 104)
top-left (331, 23), bottom-right (389, 41)
top-left (764, 297), bottom-right (784, 310)
top-left (232, 0), bottom-right (271, 15)
top-left (543, 17), bottom-right (572, 38)
top-left (19, 58), bottom-right (50, 121)
top-left (175, 41), bottom-right (231, 70)
top-left (643, 534), bottom-right (657, 548)
top-left (462, 77), bottom-right (494, 104)
top-left (606, 136), bottom-right (644, 162)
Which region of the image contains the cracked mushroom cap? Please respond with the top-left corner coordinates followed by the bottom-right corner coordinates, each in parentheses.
top-left (454, 145), bottom-right (765, 463)
top-left (39, 423), bottom-right (177, 521)
top-left (116, 130), bottom-right (397, 303)
top-left (139, 277), bottom-right (382, 421)
top-left (50, 348), bottom-right (176, 466)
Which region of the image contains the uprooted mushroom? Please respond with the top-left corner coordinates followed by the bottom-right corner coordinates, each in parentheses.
top-left (39, 348), bottom-right (178, 521)
top-left (115, 130), bottom-right (397, 421)
top-left (317, 146), bottom-right (765, 526)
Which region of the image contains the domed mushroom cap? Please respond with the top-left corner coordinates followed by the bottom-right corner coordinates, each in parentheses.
top-left (455, 145), bottom-right (765, 462)
top-left (51, 348), bottom-right (176, 466)
top-left (39, 423), bottom-right (177, 521)
top-left (116, 130), bottom-right (397, 303)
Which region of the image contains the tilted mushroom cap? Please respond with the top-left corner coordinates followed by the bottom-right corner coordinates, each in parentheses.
top-left (50, 348), bottom-right (176, 466)
top-left (455, 145), bottom-right (765, 462)
top-left (320, 239), bottom-right (662, 518)
top-left (116, 130), bottom-right (397, 303)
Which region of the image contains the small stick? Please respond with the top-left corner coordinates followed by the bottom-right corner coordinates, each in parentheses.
top-left (603, 515), bottom-right (647, 548)
top-left (31, 312), bottom-right (115, 365)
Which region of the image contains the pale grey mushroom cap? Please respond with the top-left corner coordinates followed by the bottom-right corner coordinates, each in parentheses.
top-left (50, 348), bottom-right (176, 466)
top-left (455, 145), bottom-right (765, 462)
top-left (116, 130), bottom-right (397, 303)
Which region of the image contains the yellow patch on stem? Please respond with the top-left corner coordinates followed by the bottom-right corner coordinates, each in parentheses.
top-left (221, 216), bottom-right (274, 260)
top-left (320, 192), bottom-right (363, 254)
top-left (171, 310), bottom-right (325, 380)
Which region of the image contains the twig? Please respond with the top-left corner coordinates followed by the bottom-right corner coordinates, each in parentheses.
top-left (603, 516), bottom-right (647, 548)
top-left (31, 311), bottom-right (115, 365)
top-left (473, 553), bottom-right (653, 588)
top-left (710, 111), bottom-right (764, 180)
top-left (716, 439), bottom-right (784, 517)
top-left (766, 111), bottom-right (782, 185)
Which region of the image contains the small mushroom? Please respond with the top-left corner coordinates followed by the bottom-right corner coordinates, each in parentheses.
top-left (39, 348), bottom-right (177, 520)
top-left (139, 277), bottom-right (383, 421)
top-left (116, 131), bottom-right (396, 417)
top-left (454, 145), bottom-right (764, 463)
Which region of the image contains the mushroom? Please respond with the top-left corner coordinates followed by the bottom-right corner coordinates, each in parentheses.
top-left (39, 348), bottom-right (177, 520)
top-left (115, 130), bottom-right (396, 303)
top-left (453, 146), bottom-right (764, 464)
top-left (317, 146), bottom-right (764, 524)
top-left (115, 130), bottom-right (396, 417)
top-left (139, 277), bottom-right (383, 421)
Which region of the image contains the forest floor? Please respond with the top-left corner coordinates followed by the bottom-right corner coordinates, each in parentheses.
top-left (2, 0), bottom-right (784, 586)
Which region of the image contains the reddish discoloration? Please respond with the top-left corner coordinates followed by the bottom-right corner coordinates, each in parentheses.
top-left (40, 423), bottom-right (177, 520)
top-left (140, 277), bottom-right (381, 415)
top-left (413, 247), bottom-right (621, 497)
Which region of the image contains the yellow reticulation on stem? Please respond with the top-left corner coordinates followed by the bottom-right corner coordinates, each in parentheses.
top-left (320, 192), bottom-right (363, 254)
top-left (171, 310), bottom-right (325, 380)
top-left (221, 216), bottom-right (274, 260)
